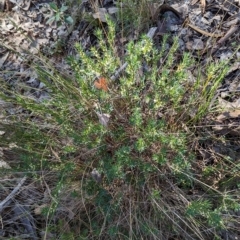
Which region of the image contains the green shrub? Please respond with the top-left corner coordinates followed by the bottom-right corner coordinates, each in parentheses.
top-left (1, 15), bottom-right (238, 240)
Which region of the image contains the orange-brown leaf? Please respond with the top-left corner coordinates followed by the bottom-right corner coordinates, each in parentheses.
top-left (94, 77), bottom-right (108, 91)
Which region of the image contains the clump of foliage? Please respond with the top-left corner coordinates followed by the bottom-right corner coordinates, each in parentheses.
top-left (46, 2), bottom-right (73, 26)
top-left (1, 16), bottom-right (239, 240)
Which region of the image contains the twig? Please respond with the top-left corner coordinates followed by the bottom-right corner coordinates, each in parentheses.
top-left (110, 27), bottom-right (158, 81)
top-left (0, 176), bottom-right (27, 213)
top-left (110, 62), bottom-right (128, 81)
top-left (187, 23), bottom-right (223, 38)
top-left (217, 25), bottom-right (239, 45)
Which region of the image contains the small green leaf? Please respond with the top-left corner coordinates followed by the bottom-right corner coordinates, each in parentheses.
top-left (55, 12), bottom-right (60, 22)
top-left (60, 5), bottom-right (68, 12)
top-left (65, 16), bottom-right (74, 24)
top-left (49, 2), bottom-right (58, 11)
top-left (46, 16), bottom-right (56, 25)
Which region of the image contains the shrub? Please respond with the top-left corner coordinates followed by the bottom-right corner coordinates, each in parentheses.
top-left (1, 16), bottom-right (238, 240)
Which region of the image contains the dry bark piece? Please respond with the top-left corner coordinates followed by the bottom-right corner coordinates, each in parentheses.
top-left (201, 0), bottom-right (206, 13)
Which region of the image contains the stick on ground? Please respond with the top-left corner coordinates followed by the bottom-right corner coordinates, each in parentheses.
top-left (0, 176), bottom-right (27, 213)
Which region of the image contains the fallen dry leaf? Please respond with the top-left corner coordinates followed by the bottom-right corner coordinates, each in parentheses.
top-left (94, 77), bottom-right (108, 91)
top-left (216, 110), bottom-right (240, 122)
top-left (192, 39), bottom-right (204, 50)
top-left (92, 8), bottom-right (108, 22)
top-left (0, 131), bottom-right (5, 135)
top-left (212, 124), bottom-right (240, 136)
top-left (0, 160), bottom-right (11, 169)
top-left (218, 97), bottom-right (240, 111)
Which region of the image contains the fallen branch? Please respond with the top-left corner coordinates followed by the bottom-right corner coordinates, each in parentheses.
top-left (0, 176), bottom-right (27, 213)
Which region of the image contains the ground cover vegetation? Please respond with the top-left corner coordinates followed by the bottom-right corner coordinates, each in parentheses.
top-left (0, 0), bottom-right (240, 239)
